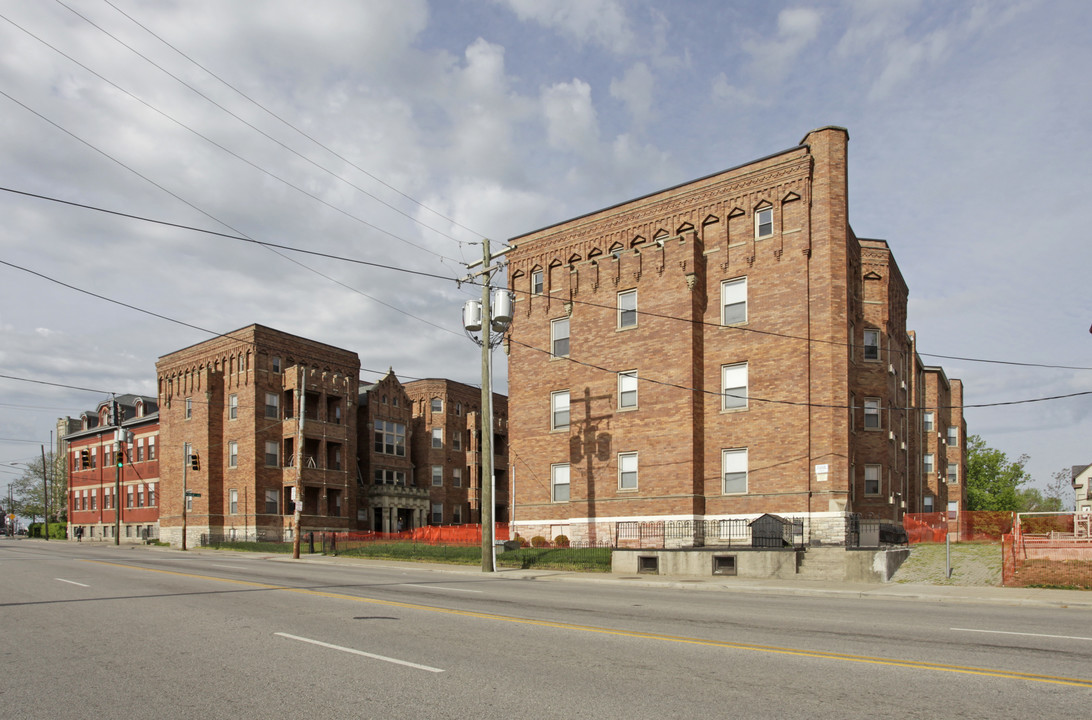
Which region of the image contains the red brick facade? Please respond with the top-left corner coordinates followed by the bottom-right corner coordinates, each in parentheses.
top-left (505, 127), bottom-right (965, 544)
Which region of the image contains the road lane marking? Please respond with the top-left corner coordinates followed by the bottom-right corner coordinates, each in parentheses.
top-left (952, 627), bottom-right (1092, 642)
top-left (401, 583), bottom-right (483, 594)
top-left (275, 632), bottom-right (443, 672)
top-left (56, 578), bottom-right (89, 587)
top-left (83, 559), bottom-right (1092, 688)
top-left (211, 564), bottom-right (247, 569)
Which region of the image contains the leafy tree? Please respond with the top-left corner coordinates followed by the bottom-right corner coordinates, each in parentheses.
top-left (965, 434), bottom-right (1031, 511)
top-left (9, 451), bottom-right (68, 524)
top-left (1015, 487), bottom-right (1063, 513)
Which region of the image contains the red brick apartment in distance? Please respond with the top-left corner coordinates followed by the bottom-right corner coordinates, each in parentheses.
top-left (65, 394), bottom-right (160, 542)
top-left (504, 127), bottom-right (965, 546)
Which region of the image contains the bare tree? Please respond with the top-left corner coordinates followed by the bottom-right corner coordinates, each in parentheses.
top-left (9, 451), bottom-right (68, 524)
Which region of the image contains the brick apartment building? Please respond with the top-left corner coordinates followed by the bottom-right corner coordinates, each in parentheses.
top-left (155, 325), bottom-right (360, 546)
top-left (65, 394), bottom-right (160, 542)
top-left (504, 126), bottom-right (965, 545)
top-left (404, 377), bottom-right (509, 527)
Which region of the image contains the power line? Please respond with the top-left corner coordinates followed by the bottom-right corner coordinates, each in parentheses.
top-left (0, 15), bottom-right (461, 265)
top-left (56, 0), bottom-right (474, 249)
top-left (98, 0), bottom-right (486, 242)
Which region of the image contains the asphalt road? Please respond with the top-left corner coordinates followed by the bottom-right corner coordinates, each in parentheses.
top-left (2, 539), bottom-right (1090, 719)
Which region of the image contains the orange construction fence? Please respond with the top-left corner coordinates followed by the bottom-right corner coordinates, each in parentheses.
top-left (902, 511), bottom-right (1015, 544)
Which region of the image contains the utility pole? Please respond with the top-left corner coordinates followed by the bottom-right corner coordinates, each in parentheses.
top-left (461, 238), bottom-right (513, 572)
top-left (40, 444), bottom-right (49, 541)
top-left (113, 397), bottom-right (121, 546)
top-left (181, 443), bottom-right (188, 551)
top-left (293, 368), bottom-right (304, 559)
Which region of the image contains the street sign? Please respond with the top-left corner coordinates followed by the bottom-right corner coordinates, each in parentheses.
top-left (185, 492), bottom-right (202, 497)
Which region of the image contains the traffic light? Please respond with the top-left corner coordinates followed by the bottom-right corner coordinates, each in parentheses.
top-left (116, 447), bottom-right (124, 468)
top-left (190, 450), bottom-right (200, 471)
top-left (80, 450), bottom-right (90, 469)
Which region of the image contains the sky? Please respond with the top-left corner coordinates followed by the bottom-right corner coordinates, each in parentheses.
top-left (1, 0), bottom-right (1089, 499)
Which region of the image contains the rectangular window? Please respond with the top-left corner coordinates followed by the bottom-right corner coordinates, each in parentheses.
top-left (923, 496), bottom-right (934, 513)
top-left (552, 463), bottom-right (570, 502)
top-left (136, 441), bottom-right (144, 462)
top-left (431, 398), bottom-right (443, 413)
top-left (453, 506), bottom-right (463, 524)
top-left (551, 317), bottom-right (570, 357)
top-left (864, 398), bottom-right (880, 429)
top-left (531, 270), bottom-right (544, 295)
top-left (126, 486), bottom-right (134, 508)
top-left (863, 329), bottom-right (880, 361)
top-left (617, 289), bottom-right (637, 328)
top-left (432, 465), bottom-right (443, 486)
top-left (755, 207), bottom-right (773, 238)
top-left (148, 484), bottom-right (155, 507)
top-left (265, 489), bottom-right (278, 514)
top-left (272, 356), bottom-right (281, 373)
top-left (91, 447), bottom-right (97, 468)
top-left (722, 362), bottom-right (748, 410)
top-left (148, 436), bottom-right (156, 461)
top-left (229, 394), bottom-right (238, 420)
top-left (185, 397), bottom-right (192, 420)
top-left (864, 465), bottom-right (881, 495)
top-left (137, 486), bottom-right (144, 507)
top-left (551, 390), bottom-right (570, 429)
top-left (947, 462), bottom-right (958, 484)
top-left (431, 503), bottom-right (443, 524)
top-left (923, 412), bottom-right (935, 432)
top-left (265, 392), bottom-right (279, 419)
top-left (228, 441), bottom-right (238, 468)
top-left (618, 452), bottom-right (638, 490)
top-left (923, 453), bottom-right (935, 475)
top-left (721, 277), bottom-right (747, 325)
top-left (90, 489), bottom-right (96, 511)
top-left (453, 431), bottom-right (461, 451)
top-left (456, 402), bottom-right (462, 416)
top-left (374, 421), bottom-right (406, 456)
top-left (947, 426), bottom-right (958, 446)
top-left (431, 427), bottom-right (443, 449)
top-left (618, 372), bottom-right (638, 410)
top-left (722, 448), bottom-right (748, 494)
top-left (230, 489), bottom-right (238, 514)
top-left (453, 468), bottom-right (462, 488)
top-left (264, 441), bottom-right (279, 467)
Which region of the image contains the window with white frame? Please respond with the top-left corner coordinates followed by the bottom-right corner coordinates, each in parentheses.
top-left (864, 464), bottom-right (881, 495)
top-left (722, 362), bottom-right (748, 410)
top-left (264, 441), bottom-right (279, 467)
top-left (755, 206), bottom-right (773, 238)
top-left (864, 398), bottom-right (881, 429)
top-left (618, 452), bottom-right (638, 490)
top-left (617, 289), bottom-right (637, 329)
top-left (551, 390), bottom-right (570, 430)
top-left (863, 329), bottom-right (880, 361)
top-left (947, 426), bottom-right (958, 446)
top-left (721, 277), bottom-right (747, 325)
top-left (432, 465), bottom-right (443, 486)
top-left (722, 448), bottom-right (748, 494)
top-left (228, 441), bottom-right (238, 468)
top-left (947, 462), bottom-right (958, 484)
top-left (228, 394), bottom-right (238, 420)
top-left (552, 463), bottom-right (570, 502)
top-left (618, 372), bottom-right (638, 410)
top-left (453, 431), bottom-right (461, 451)
top-left (923, 412), bottom-right (934, 432)
top-left (431, 503), bottom-right (443, 524)
top-left (531, 269), bottom-right (544, 295)
top-left (265, 392), bottom-right (279, 419)
top-left (923, 496), bottom-right (934, 513)
top-left (185, 397), bottom-right (192, 420)
top-left (923, 453), bottom-right (935, 474)
top-left (148, 484), bottom-right (155, 507)
top-left (431, 398), bottom-right (443, 413)
top-left (551, 317), bottom-right (570, 357)
top-left (148, 436), bottom-right (156, 460)
top-left (453, 505), bottom-right (463, 524)
top-left (263, 489), bottom-right (278, 514)
top-left (230, 489), bottom-right (238, 514)
top-left (453, 468), bottom-right (462, 487)
top-left (431, 427), bottom-right (443, 449)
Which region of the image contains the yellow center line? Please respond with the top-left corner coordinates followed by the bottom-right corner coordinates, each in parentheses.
top-left (85, 559), bottom-right (1092, 688)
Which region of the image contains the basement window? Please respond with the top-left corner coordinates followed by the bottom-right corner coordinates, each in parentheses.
top-left (713, 555), bottom-right (737, 576)
top-left (637, 556), bottom-right (659, 574)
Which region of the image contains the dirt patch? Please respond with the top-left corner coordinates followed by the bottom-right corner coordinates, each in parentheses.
top-left (892, 542), bottom-right (1002, 586)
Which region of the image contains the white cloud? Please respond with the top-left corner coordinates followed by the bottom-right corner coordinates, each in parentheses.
top-left (743, 7), bottom-right (822, 82)
top-left (496, 0), bottom-right (635, 54)
top-left (610, 62), bottom-right (655, 129)
top-left (542, 78), bottom-right (599, 152)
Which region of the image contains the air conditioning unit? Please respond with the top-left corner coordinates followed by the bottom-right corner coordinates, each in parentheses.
top-left (900, 380), bottom-right (907, 391)
top-left (888, 431), bottom-right (895, 441)
top-left (888, 364), bottom-right (896, 375)
top-left (900, 441), bottom-right (907, 451)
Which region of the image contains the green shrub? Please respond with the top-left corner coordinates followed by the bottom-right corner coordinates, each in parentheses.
top-left (531, 535), bottom-right (549, 547)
